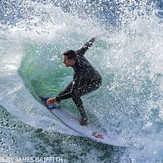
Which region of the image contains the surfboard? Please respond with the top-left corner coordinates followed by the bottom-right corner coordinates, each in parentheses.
top-left (40, 97), bottom-right (127, 147)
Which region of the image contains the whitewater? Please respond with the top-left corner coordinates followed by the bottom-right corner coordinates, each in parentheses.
top-left (0, 0), bottom-right (163, 162)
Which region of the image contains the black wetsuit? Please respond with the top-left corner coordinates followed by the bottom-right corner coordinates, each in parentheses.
top-left (56, 38), bottom-right (102, 108)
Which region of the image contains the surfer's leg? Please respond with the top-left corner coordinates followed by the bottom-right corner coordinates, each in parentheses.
top-left (72, 96), bottom-right (88, 126)
top-left (78, 105), bottom-right (88, 126)
top-left (70, 80), bottom-right (99, 125)
top-left (84, 79), bottom-right (102, 95)
top-left (58, 82), bottom-right (87, 125)
top-left (71, 79), bottom-right (101, 125)
top-left (74, 79), bottom-right (101, 97)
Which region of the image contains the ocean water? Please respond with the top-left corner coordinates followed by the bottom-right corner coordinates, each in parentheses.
top-left (0, 0), bottom-right (163, 163)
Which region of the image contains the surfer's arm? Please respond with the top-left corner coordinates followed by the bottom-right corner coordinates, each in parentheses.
top-left (75, 36), bottom-right (98, 56)
top-left (55, 76), bottom-right (82, 102)
top-left (56, 89), bottom-right (73, 101)
top-left (47, 88), bottom-right (74, 104)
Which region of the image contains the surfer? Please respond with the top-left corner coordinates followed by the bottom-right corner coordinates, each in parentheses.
top-left (47, 36), bottom-right (102, 125)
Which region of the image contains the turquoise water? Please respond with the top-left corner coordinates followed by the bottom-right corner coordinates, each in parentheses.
top-left (0, 1), bottom-right (163, 163)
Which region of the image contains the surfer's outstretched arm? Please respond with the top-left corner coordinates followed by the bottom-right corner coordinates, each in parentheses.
top-left (47, 81), bottom-right (75, 105)
top-left (75, 36), bottom-right (99, 56)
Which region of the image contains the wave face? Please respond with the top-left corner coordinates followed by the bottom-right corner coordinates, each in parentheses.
top-left (0, 0), bottom-right (162, 162)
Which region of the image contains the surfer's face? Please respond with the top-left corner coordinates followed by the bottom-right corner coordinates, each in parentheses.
top-left (63, 55), bottom-right (76, 67)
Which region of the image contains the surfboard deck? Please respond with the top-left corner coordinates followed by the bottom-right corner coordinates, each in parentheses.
top-left (40, 97), bottom-right (127, 147)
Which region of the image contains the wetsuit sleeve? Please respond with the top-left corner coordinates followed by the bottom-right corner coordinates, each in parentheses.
top-left (56, 90), bottom-right (73, 101)
top-left (55, 75), bottom-right (82, 102)
top-left (55, 84), bottom-right (74, 101)
top-left (75, 37), bottom-right (96, 56)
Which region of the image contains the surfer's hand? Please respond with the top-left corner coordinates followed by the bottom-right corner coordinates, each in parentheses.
top-left (47, 97), bottom-right (56, 105)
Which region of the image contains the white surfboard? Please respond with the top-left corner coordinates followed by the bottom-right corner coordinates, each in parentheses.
top-left (40, 97), bottom-right (127, 147)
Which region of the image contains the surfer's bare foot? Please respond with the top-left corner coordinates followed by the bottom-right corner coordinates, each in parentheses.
top-left (80, 116), bottom-right (88, 126)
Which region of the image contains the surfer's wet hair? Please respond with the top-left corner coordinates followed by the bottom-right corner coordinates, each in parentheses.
top-left (63, 50), bottom-right (77, 61)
